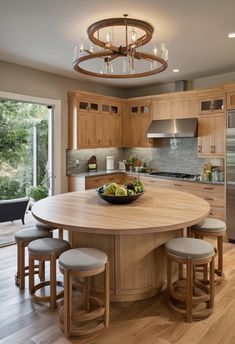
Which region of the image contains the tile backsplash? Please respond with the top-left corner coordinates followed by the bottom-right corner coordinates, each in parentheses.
top-left (66, 148), bottom-right (124, 174)
top-left (66, 138), bottom-right (223, 176)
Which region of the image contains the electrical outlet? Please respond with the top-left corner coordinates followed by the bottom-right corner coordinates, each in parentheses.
top-left (75, 159), bottom-right (79, 166)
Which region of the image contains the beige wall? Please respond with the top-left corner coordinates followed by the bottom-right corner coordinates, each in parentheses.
top-left (0, 60), bottom-right (125, 193)
top-left (125, 71), bottom-right (235, 98)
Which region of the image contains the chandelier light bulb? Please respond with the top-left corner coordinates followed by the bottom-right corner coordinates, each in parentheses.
top-left (130, 28), bottom-right (137, 47)
top-left (105, 32), bottom-right (111, 47)
top-left (79, 40), bottom-right (84, 52)
top-left (165, 48), bottom-right (169, 61)
top-left (123, 60), bottom-right (127, 73)
top-left (89, 44), bottom-right (94, 53)
top-left (153, 45), bottom-right (158, 56)
top-left (73, 45), bottom-right (78, 63)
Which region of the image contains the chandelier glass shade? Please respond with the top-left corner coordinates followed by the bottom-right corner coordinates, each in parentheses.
top-left (73, 15), bottom-right (168, 78)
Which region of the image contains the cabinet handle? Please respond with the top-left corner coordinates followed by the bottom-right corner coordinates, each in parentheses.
top-left (209, 212), bottom-right (214, 215)
top-left (98, 139), bottom-right (101, 144)
top-left (88, 139), bottom-right (91, 144)
top-left (198, 145), bottom-right (202, 153)
top-left (210, 145), bottom-right (215, 153)
top-left (204, 197), bottom-right (214, 201)
top-left (204, 187), bottom-right (213, 190)
top-left (174, 183), bottom-right (182, 187)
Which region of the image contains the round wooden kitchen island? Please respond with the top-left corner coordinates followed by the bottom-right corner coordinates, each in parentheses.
top-left (32, 188), bottom-right (210, 302)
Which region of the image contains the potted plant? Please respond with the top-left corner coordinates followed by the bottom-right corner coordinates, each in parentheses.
top-left (27, 185), bottom-right (48, 208)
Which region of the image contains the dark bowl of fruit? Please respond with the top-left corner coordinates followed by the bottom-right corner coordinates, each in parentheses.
top-left (97, 180), bottom-right (145, 205)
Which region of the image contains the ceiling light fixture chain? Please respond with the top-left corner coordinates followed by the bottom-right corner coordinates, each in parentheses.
top-left (73, 14), bottom-right (168, 78)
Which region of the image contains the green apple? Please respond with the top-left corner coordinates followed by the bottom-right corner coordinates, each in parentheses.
top-left (104, 182), bottom-right (118, 195)
top-left (115, 186), bottom-right (127, 196)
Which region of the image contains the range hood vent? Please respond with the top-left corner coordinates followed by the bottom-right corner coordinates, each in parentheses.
top-left (147, 118), bottom-right (198, 138)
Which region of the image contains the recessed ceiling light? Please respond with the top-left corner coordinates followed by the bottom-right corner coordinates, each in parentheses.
top-left (228, 32), bottom-right (235, 38)
top-left (173, 69), bottom-right (179, 73)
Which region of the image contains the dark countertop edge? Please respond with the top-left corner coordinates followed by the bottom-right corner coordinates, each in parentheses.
top-left (67, 170), bottom-right (125, 177)
top-left (67, 170), bottom-right (224, 185)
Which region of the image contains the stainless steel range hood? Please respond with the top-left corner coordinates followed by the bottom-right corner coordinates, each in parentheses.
top-left (147, 118), bottom-right (198, 138)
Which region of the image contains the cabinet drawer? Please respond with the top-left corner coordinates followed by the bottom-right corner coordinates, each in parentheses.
top-left (208, 207), bottom-right (225, 221)
top-left (85, 173), bottom-right (125, 190)
top-left (140, 176), bottom-right (225, 208)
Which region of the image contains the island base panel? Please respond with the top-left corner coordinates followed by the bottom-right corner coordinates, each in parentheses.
top-left (71, 229), bottom-right (183, 302)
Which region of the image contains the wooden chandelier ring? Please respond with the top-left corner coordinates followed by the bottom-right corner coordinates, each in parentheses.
top-left (73, 51), bottom-right (168, 79)
top-left (87, 17), bottom-right (154, 51)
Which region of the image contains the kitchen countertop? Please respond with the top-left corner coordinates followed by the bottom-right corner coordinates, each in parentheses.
top-left (68, 170), bottom-right (224, 185)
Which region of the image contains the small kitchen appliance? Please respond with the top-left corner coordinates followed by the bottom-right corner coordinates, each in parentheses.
top-left (106, 156), bottom-right (115, 170)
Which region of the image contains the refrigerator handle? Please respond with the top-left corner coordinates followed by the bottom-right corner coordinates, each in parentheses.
top-left (228, 113), bottom-right (232, 128)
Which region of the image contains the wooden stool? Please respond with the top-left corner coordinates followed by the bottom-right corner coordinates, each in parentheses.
top-left (165, 237), bottom-right (215, 322)
top-left (190, 218), bottom-right (226, 284)
top-left (58, 248), bottom-right (109, 338)
top-left (14, 227), bottom-right (52, 289)
top-left (28, 238), bottom-right (70, 309)
top-left (36, 220), bottom-right (63, 239)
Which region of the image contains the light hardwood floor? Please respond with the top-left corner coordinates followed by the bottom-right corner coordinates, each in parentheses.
top-left (0, 211), bottom-right (36, 247)
top-left (1, 240), bottom-right (235, 344)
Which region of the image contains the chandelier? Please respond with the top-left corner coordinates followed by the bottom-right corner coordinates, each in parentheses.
top-left (73, 14), bottom-right (168, 78)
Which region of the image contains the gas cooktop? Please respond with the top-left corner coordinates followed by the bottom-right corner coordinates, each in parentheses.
top-left (149, 172), bottom-right (195, 180)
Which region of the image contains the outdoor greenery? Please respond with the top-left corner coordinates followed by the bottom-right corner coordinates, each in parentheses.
top-left (27, 185), bottom-right (48, 201)
top-left (0, 100), bottom-right (48, 200)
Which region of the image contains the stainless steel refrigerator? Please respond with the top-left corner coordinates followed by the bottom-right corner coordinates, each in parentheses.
top-left (226, 110), bottom-right (235, 242)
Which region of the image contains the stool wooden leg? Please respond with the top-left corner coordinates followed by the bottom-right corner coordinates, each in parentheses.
top-left (186, 259), bottom-right (193, 323)
top-left (84, 277), bottom-right (90, 311)
top-left (50, 255), bottom-right (57, 309)
top-left (29, 255), bottom-right (35, 293)
top-left (179, 263), bottom-right (183, 280)
top-left (64, 269), bottom-right (71, 338)
top-left (167, 256), bottom-right (172, 293)
top-left (209, 256), bottom-right (215, 308)
top-left (217, 236), bottom-right (223, 276)
top-left (104, 262), bottom-right (110, 328)
top-left (203, 264), bottom-right (208, 281)
top-left (19, 242), bottom-right (25, 289)
top-left (58, 229), bottom-right (63, 239)
top-left (39, 260), bottom-right (45, 281)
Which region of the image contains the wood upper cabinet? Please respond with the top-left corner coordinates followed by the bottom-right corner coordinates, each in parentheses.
top-left (151, 93), bottom-right (199, 120)
top-left (126, 100), bottom-right (153, 147)
top-left (198, 113), bottom-right (225, 157)
top-left (198, 89), bottom-right (224, 114)
top-left (152, 99), bottom-right (172, 120)
top-left (171, 98), bottom-right (199, 118)
top-left (68, 91), bottom-right (123, 149)
top-left (227, 91), bottom-right (235, 109)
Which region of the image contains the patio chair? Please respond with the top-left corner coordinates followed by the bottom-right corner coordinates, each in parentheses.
top-left (0, 197), bottom-right (30, 224)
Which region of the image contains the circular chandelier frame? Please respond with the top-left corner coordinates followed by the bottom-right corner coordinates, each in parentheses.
top-left (73, 15), bottom-right (168, 79)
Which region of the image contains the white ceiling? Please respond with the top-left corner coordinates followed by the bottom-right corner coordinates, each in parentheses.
top-left (0, 0), bottom-right (235, 88)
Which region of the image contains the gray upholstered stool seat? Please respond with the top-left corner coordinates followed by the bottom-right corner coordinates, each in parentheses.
top-left (165, 237), bottom-right (215, 322)
top-left (191, 218), bottom-right (226, 232)
top-left (28, 238), bottom-right (70, 309)
top-left (59, 248), bottom-right (108, 271)
top-left (15, 227), bottom-right (51, 242)
top-left (14, 227), bottom-right (52, 290)
top-left (190, 217), bottom-right (226, 284)
top-left (36, 221), bottom-right (54, 231)
top-left (28, 238), bottom-right (70, 256)
top-left (58, 247), bottom-right (109, 338)
top-left (165, 237), bottom-right (214, 259)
